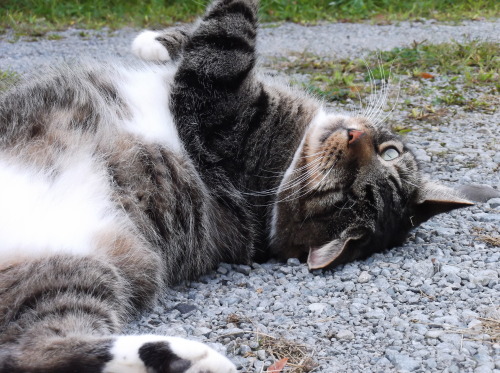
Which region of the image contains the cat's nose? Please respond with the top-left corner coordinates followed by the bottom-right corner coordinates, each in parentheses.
top-left (347, 129), bottom-right (364, 145)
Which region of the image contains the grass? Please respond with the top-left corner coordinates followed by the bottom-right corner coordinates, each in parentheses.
top-left (272, 39), bottom-right (499, 114)
top-left (1, 0), bottom-right (499, 33)
top-left (0, 70), bottom-right (19, 92)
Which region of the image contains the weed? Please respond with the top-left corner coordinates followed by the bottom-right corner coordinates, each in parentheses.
top-left (259, 335), bottom-right (317, 373)
top-left (408, 106), bottom-right (448, 122)
top-left (46, 33), bottom-right (64, 40)
top-left (0, 70), bottom-right (19, 91)
top-left (392, 124), bottom-right (412, 134)
top-left (438, 92), bottom-right (467, 106)
top-left (479, 235), bottom-right (500, 247)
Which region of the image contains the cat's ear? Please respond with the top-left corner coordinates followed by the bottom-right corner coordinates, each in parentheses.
top-left (307, 234), bottom-right (363, 270)
top-left (412, 182), bottom-right (474, 226)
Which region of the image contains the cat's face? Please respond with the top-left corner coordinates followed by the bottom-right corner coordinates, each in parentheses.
top-left (270, 111), bottom-right (472, 269)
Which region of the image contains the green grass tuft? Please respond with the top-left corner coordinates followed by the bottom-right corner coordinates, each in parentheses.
top-left (0, 70), bottom-right (20, 91)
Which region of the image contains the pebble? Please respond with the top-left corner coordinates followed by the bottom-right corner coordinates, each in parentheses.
top-left (308, 303), bottom-right (328, 314)
top-left (336, 330), bottom-right (355, 340)
top-left (357, 271), bottom-right (372, 283)
top-left (488, 198), bottom-right (500, 209)
top-left (385, 350), bottom-right (420, 372)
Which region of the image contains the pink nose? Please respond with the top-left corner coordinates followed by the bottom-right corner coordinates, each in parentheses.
top-left (348, 129), bottom-right (364, 145)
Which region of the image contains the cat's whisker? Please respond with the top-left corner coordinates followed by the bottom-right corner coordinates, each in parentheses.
top-left (243, 158), bottom-right (325, 197)
top-left (374, 78), bottom-right (400, 128)
top-left (363, 62), bottom-right (378, 121)
top-left (297, 148), bottom-right (329, 160)
top-left (369, 57), bottom-right (389, 127)
top-left (255, 153), bottom-right (326, 179)
top-left (273, 164), bottom-right (334, 205)
top-left (277, 161), bottom-right (325, 194)
top-left (253, 162), bottom-right (331, 206)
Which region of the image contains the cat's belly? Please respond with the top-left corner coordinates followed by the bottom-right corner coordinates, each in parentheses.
top-left (0, 154), bottom-right (121, 267)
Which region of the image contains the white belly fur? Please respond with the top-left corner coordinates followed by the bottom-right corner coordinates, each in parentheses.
top-left (0, 154), bottom-right (119, 266)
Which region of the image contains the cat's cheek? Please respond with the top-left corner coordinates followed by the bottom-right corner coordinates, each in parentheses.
top-left (104, 335), bottom-right (236, 373)
top-left (132, 30), bottom-right (171, 62)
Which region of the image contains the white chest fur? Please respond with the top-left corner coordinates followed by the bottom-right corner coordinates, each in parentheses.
top-left (118, 66), bottom-right (183, 153)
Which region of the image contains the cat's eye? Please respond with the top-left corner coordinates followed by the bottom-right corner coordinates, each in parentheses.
top-left (381, 147), bottom-right (400, 161)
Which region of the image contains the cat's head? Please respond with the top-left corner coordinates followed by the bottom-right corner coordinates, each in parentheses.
top-left (270, 110), bottom-right (473, 269)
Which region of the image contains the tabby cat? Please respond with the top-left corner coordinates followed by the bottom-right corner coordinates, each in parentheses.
top-left (0, 0), bottom-right (473, 371)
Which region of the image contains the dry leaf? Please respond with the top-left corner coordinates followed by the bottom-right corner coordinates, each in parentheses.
top-left (416, 72), bottom-right (435, 79)
top-left (266, 357), bottom-right (288, 373)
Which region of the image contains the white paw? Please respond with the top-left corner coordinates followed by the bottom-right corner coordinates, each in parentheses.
top-left (104, 335), bottom-right (236, 373)
top-left (167, 336), bottom-right (236, 373)
top-left (131, 30), bottom-right (171, 62)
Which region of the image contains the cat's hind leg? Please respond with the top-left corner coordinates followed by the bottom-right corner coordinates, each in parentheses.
top-left (0, 253), bottom-right (236, 373)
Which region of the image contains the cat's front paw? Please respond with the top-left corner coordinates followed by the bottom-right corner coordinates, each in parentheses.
top-left (104, 335), bottom-right (236, 373)
top-left (132, 30), bottom-right (171, 62)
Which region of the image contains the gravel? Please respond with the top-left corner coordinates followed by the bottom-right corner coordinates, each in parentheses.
top-left (1, 19), bottom-right (499, 373)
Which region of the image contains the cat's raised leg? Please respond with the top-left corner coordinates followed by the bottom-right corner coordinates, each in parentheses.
top-left (132, 25), bottom-right (192, 62)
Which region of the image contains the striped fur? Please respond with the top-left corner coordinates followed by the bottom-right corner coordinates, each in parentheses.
top-left (0, 0), bottom-right (472, 371)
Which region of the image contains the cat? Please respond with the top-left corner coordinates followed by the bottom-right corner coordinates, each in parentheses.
top-left (0, 0), bottom-right (473, 371)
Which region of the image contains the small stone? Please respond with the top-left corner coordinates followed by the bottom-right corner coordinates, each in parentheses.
top-left (488, 197), bottom-right (500, 209)
top-left (365, 309), bottom-right (386, 320)
top-left (468, 319), bottom-right (482, 329)
top-left (253, 360), bottom-right (264, 371)
top-left (385, 350), bottom-right (420, 371)
top-left (441, 265), bottom-right (460, 276)
top-left (308, 303), bottom-right (328, 314)
top-left (474, 213), bottom-right (500, 223)
top-left (425, 358), bottom-right (438, 369)
top-left (217, 266), bottom-right (228, 275)
top-left (234, 264), bottom-right (252, 275)
top-left (358, 271), bottom-right (372, 283)
top-left (425, 330), bottom-right (443, 339)
top-left (287, 258), bottom-right (301, 266)
top-left (336, 329), bottom-right (355, 340)
top-left (257, 349), bottom-right (266, 360)
top-left (439, 333), bottom-right (462, 347)
top-left (226, 297), bottom-right (241, 306)
top-left (193, 327), bottom-right (212, 337)
top-left (411, 261), bottom-right (435, 278)
top-left (224, 328), bottom-right (245, 338)
top-left (174, 303), bottom-right (197, 314)
top-left (343, 281), bottom-right (355, 292)
top-left (471, 269), bottom-right (498, 286)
